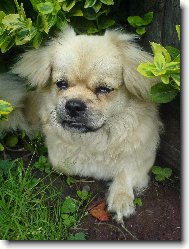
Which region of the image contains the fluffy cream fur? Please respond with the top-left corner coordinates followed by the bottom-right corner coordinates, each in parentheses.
top-left (0, 27), bottom-right (162, 222)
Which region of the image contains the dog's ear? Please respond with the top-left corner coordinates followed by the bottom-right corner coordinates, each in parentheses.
top-left (11, 26), bottom-right (76, 88)
top-left (105, 30), bottom-right (158, 100)
top-left (11, 47), bottom-right (52, 88)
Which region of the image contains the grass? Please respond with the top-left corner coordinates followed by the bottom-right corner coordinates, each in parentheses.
top-left (0, 155), bottom-right (91, 240)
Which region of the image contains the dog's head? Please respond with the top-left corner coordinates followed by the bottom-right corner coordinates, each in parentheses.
top-left (12, 27), bottom-right (157, 133)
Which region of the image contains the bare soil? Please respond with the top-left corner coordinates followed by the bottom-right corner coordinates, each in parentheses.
top-left (52, 169), bottom-right (181, 241)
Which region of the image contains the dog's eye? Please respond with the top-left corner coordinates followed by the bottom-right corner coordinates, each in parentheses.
top-left (95, 86), bottom-right (114, 95)
top-left (56, 79), bottom-right (68, 90)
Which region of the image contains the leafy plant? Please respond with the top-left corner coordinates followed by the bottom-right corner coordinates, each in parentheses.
top-left (0, 99), bottom-right (13, 121)
top-left (137, 25), bottom-right (180, 103)
top-left (151, 166), bottom-right (172, 182)
top-left (133, 197), bottom-right (142, 206)
top-left (0, 0), bottom-right (117, 53)
top-left (127, 12), bottom-right (153, 35)
top-left (33, 155), bottom-right (52, 173)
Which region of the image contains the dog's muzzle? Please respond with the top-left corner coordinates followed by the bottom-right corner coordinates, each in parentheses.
top-left (58, 99), bottom-right (103, 133)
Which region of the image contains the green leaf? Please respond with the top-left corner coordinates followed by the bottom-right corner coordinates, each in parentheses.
top-left (171, 74), bottom-right (180, 86)
top-left (127, 16), bottom-right (144, 28)
top-left (56, 12), bottom-right (67, 30)
top-left (77, 190), bottom-right (89, 200)
top-left (0, 100), bottom-right (13, 114)
top-left (150, 83), bottom-right (178, 103)
top-left (143, 12), bottom-right (153, 25)
top-left (2, 14), bottom-right (23, 30)
top-left (5, 135), bottom-right (18, 148)
top-left (100, 0), bottom-right (114, 5)
top-left (98, 16), bottom-right (115, 30)
top-left (161, 75), bottom-right (170, 84)
top-left (15, 27), bottom-right (36, 45)
top-left (87, 24), bottom-right (99, 34)
top-left (165, 46), bottom-right (180, 60)
top-left (151, 166), bottom-right (162, 175)
top-left (136, 27), bottom-right (146, 35)
top-left (0, 11), bottom-right (6, 22)
top-left (84, 0), bottom-right (97, 8)
top-left (93, 2), bottom-right (102, 13)
top-left (37, 2), bottom-right (54, 14)
top-left (62, 214), bottom-right (76, 228)
top-left (133, 197), bottom-right (143, 206)
top-left (62, 0), bottom-right (76, 12)
top-left (66, 176), bottom-right (76, 186)
top-left (61, 197), bottom-right (78, 213)
top-left (33, 32), bottom-right (43, 48)
top-left (150, 42), bottom-right (171, 63)
top-left (163, 168), bottom-right (172, 178)
top-left (165, 61), bottom-right (180, 73)
top-left (69, 8), bottom-right (83, 17)
top-left (137, 63), bottom-right (156, 77)
top-left (0, 143), bottom-right (4, 152)
top-left (176, 25), bottom-right (180, 41)
top-left (68, 232), bottom-right (86, 240)
top-left (154, 53), bottom-right (166, 70)
top-left (83, 8), bottom-right (97, 20)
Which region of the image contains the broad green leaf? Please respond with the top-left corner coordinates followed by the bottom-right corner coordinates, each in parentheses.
top-left (0, 100), bottom-right (13, 115)
top-left (136, 27), bottom-right (146, 35)
top-left (98, 16), bottom-right (115, 30)
top-left (137, 63), bottom-right (156, 77)
top-left (150, 42), bottom-right (171, 63)
top-left (69, 8), bottom-right (83, 17)
top-left (62, 0), bottom-right (76, 12)
top-left (56, 12), bottom-right (67, 30)
top-left (83, 8), bottom-right (97, 20)
top-left (127, 16), bottom-right (144, 28)
top-left (0, 143), bottom-right (4, 152)
top-left (47, 14), bottom-right (57, 29)
top-left (2, 14), bottom-right (23, 30)
top-left (161, 75), bottom-right (170, 84)
top-left (0, 11), bottom-right (6, 22)
top-left (87, 25), bottom-right (99, 34)
top-left (176, 25), bottom-right (180, 41)
top-left (154, 53), bottom-right (166, 70)
top-left (151, 166), bottom-right (162, 175)
top-left (143, 12), bottom-right (153, 25)
top-left (62, 214), bottom-right (76, 228)
top-left (155, 175), bottom-right (165, 181)
top-left (33, 32), bottom-right (43, 48)
top-left (1, 36), bottom-right (15, 53)
top-left (165, 46), bottom-right (180, 60)
top-left (61, 197), bottom-right (78, 213)
top-left (150, 83), bottom-right (178, 103)
top-left (68, 232), bottom-right (86, 240)
top-left (93, 1), bottom-right (102, 12)
top-left (173, 54), bottom-right (180, 63)
top-left (84, 0), bottom-right (97, 8)
top-left (171, 74), bottom-right (180, 86)
top-left (5, 135), bottom-right (18, 148)
top-left (133, 197), bottom-right (143, 206)
top-left (37, 2), bottom-right (54, 14)
top-left (100, 0), bottom-right (114, 5)
top-left (77, 190), bottom-right (89, 200)
top-left (165, 61), bottom-right (180, 71)
top-left (163, 168), bottom-right (172, 178)
top-left (15, 27), bottom-right (36, 45)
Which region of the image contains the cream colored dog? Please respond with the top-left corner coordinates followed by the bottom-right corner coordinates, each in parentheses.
top-left (0, 27), bottom-right (162, 222)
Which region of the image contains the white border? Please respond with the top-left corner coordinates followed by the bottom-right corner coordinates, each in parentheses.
top-left (1, 1), bottom-right (188, 248)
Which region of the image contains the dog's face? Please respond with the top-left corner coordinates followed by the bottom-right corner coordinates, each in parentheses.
top-left (51, 36), bottom-right (129, 133)
top-left (13, 27), bottom-right (157, 133)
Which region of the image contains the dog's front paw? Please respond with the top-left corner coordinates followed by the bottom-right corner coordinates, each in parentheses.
top-left (107, 190), bottom-right (135, 223)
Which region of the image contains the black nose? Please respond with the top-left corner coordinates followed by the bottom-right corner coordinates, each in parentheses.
top-left (65, 99), bottom-right (87, 117)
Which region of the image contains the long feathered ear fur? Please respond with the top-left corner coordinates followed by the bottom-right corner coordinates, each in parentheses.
top-left (105, 30), bottom-right (158, 100)
top-left (11, 26), bottom-right (76, 88)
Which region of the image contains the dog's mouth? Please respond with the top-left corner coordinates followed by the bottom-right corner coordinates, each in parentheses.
top-left (61, 120), bottom-right (102, 133)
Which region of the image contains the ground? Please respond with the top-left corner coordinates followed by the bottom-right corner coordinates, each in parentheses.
top-left (57, 172), bottom-right (181, 241)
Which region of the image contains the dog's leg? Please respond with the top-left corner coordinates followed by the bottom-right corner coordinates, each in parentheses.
top-left (107, 171), bottom-right (135, 223)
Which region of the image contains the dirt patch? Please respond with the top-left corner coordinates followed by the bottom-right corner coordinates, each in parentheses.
top-left (53, 172), bottom-right (181, 241)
